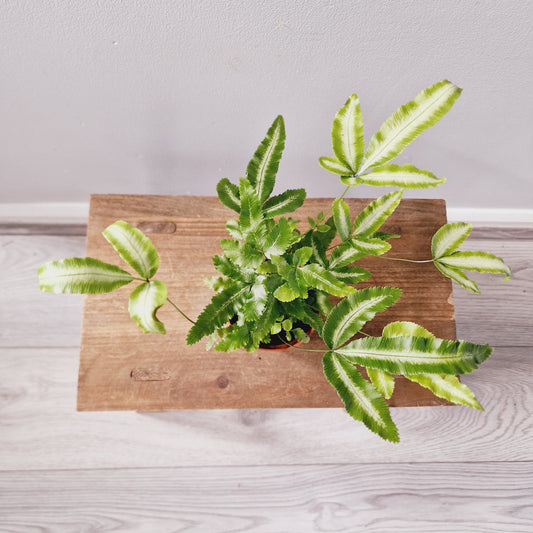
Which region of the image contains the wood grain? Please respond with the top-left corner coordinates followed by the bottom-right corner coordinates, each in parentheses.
top-left (1, 345), bottom-right (530, 471)
top-left (78, 195), bottom-right (456, 411)
top-left (0, 463), bottom-right (531, 533)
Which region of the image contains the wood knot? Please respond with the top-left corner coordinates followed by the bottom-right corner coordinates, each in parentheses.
top-left (216, 374), bottom-right (229, 389)
top-left (136, 221), bottom-right (176, 234)
top-left (130, 368), bottom-right (171, 381)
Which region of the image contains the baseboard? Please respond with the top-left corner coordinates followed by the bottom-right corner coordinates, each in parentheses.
top-left (0, 202), bottom-right (531, 226)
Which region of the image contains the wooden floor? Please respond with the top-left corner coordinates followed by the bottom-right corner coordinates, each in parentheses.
top-left (0, 223), bottom-right (532, 532)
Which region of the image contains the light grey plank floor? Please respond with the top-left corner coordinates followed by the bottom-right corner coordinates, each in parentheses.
top-left (0, 224), bottom-right (531, 532)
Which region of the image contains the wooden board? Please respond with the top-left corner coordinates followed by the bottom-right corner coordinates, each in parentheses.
top-left (78, 195), bottom-right (456, 411)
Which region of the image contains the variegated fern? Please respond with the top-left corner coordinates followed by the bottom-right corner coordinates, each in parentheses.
top-left (38, 80), bottom-right (510, 442)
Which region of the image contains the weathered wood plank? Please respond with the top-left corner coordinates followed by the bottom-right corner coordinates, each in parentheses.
top-left (0, 346), bottom-right (530, 470)
top-left (0, 463), bottom-right (531, 533)
top-left (79, 195), bottom-right (457, 410)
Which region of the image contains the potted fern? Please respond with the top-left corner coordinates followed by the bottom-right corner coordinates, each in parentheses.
top-left (38, 80), bottom-right (510, 442)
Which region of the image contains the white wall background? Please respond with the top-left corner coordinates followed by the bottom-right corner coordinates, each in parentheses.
top-left (1, 0), bottom-right (532, 209)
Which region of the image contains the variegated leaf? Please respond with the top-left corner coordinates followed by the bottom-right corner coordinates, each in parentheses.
top-left (331, 94), bottom-right (365, 173)
top-left (263, 218), bottom-right (293, 259)
top-left (318, 156), bottom-right (352, 176)
top-left (128, 280), bottom-right (168, 334)
top-left (216, 178), bottom-right (241, 213)
top-left (246, 115), bottom-right (285, 202)
top-left (329, 265), bottom-right (371, 285)
top-left (382, 321), bottom-right (435, 339)
top-left (434, 261), bottom-right (480, 294)
top-left (352, 190), bottom-right (403, 238)
top-left (102, 220), bottom-right (159, 279)
top-left (437, 251), bottom-right (511, 280)
top-left (220, 239), bottom-right (264, 269)
top-left (343, 163), bottom-right (445, 189)
top-left (328, 240), bottom-right (365, 269)
top-left (323, 287), bottom-right (402, 349)
top-left (335, 336), bottom-right (492, 375)
top-left (333, 198), bottom-right (351, 241)
top-left (38, 257), bottom-right (133, 294)
top-left (360, 80), bottom-right (462, 172)
top-left (238, 178), bottom-right (263, 234)
top-left (366, 368), bottom-right (395, 400)
top-left (300, 263), bottom-right (355, 298)
top-left (350, 238), bottom-right (391, 256)
top-left (323, 351), bottom-right (399, 442)
top-left (262, 189), bottom-right (306, 218)
top-left (431, 222), bottom-right (473, 259)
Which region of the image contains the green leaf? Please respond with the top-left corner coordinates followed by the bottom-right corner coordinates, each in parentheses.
top-left (283, 299), bottom-right (324, 336)
top-left (293, 328), bottom-right (310, 343)
top-left (405, 373), bottom-right (483, 410)
top-left (274, 270), bottom-right (308, 302)
top-left (212, 255), bottom-right (255, 284)
top-left (323, 351), bottom-right (399, 442)
top-left (216, 178), bottom-right (241, 213)
top-left (220, 239), bottom-right (264, 269)
top-left (263, 189), bottom-right (306, 218)
top-left (366, 368), bottom-right (395, 400)
top-left (292, 247), bottom-right (313, 267)
top-left (214, 323), bottom-right (251, 352)
top-left (128, 280), bottom-right (167, 334)
top-left (38, 257), bottom-right (133, 294)
top-left (331, 94), bottom-right (365, 174)
top-left (360, 80), bottom-right (462, 172)
top-left (434, 261), bottom-right (480, 294)
top-left (186, 284), bottom-right (249, 344)
top-left (333, 198), bottom-right (351, 241)
top-left (328, 240), bottom-right (365, 269)
top-left (335, 336), bottom-right (492, 375)
top-left (246, 115), bottom-right (285, 202)
top-left (437, 251), bottom-right (511, 280)
top-left (300, 263), bottom-right (355, 298)
top-left (343, 163), bottom-right (445, 189)
top-left (371, 231), bottom-right (401, 241)
top-left (323, 287), bottom-right (402, 349)
top-left (242, 281), bottom-right (268, 321)
top-left (252, 295), bottom-right (279, 345)
top-left (318, 156), bottom-right (352, 176)
top-left (352, 190), bottom-right (403, 238)
top-left (329, 265), bottom-right (371, 285)
top-left (225, 220), bottom-right (243, 239)
top-left (315, 292), bottom-right (333, 318)
top-left (282, 318), bottom-right (293, 331)
top-left (102, 220), bottom-right (159, 279)
top-left (431, 222), bottom-right (473, 259)
top-left (263, 218), bottom-right (293, 259)
top-left (239, 178), bottom-right (263, 235)
top-left (382, 321), bottom-right (435, 339)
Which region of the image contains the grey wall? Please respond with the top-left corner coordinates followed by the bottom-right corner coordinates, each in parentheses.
top-left (1, 0), bottom-right (532, 208)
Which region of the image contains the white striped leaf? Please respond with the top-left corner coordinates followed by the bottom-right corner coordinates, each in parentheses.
top-left (343, 163), bottom-right (445, 189)
top-left (351, 238), bottom-right (391, 256)
top-left (367, 368), bottom-right (395, 400)
top-left (381, 319), bottom-right (483, 410)
top-left (328, 240), bottom-right (366, 269)
top-left (252, 295), bottom-right (279, 346)
top-left (246, 115), bottom-right (285, 202)
top-left (216, 178), bottom-right (241, 213)
top-left (323, 351), bottom-right (399, 442)
top-left (434, 261), bottom-right (480, 294)
top-left (431, 222), bottom-right (473, 259)
top-left (438, 251), bottom-right (511, 280)
top-left (331, 94), bottom-right (365, 173)
top-left (333, 198), bottom-right (351, 241)
top-left (128, 280), bottom-right (168, 334)
top-left (103, 220), bottom-right (159, 279)
top-left (220, 240), bottom-right (264, 269)
top-left (262, 189), bottom-right (306, 218)
top-left (359, 80), bottom-right (462, 173)
top-left (329, 265), bottom-right (371, 285)
top-left (238, 178), bottom-right (263, 235)
top-left (300, 263), bottom-right (355, 298)
top-left (335, 336), bottom-right (492, 375)
top-left (292, 247), bottom-right (313, 267)
top-left (323, 287), bottom-right (402, 349)
top-left (406, 373), bottom-right (483, 410)
top-left (318, 156), bottom-right (352, 176)
top-left (263, 218), bottom-right (293, 259)
top-left (283, 299), bottom-right (324, 336)
top-left (38, 257), bottom-right (133, 294)
top-left (352, 190), bottom-right (403, 238)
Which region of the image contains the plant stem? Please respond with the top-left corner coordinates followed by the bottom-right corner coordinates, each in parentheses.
top-left (166, 297), bottom-right (196, 324)
top-left (322, 185), bottom-right (351, 220)
top-left (381, 257), bottom-right (434, 264)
